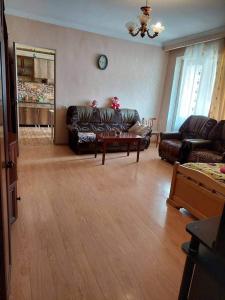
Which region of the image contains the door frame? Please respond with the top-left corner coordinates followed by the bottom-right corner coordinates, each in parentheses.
top-left (13, 43), bottom-right (56, 145)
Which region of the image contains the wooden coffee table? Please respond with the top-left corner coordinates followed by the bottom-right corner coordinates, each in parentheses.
top-left (95, 132), bottom-right (142, 165)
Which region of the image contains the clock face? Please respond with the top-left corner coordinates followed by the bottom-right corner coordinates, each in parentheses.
top-left (98, 55), bottom-right (108, 70)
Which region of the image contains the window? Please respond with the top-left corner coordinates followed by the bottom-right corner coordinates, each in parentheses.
top-left (168, 41), bottom-right (219, 131)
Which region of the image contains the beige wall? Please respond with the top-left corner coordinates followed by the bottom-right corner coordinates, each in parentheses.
top-left (6, 15), bottom-right (168, 144)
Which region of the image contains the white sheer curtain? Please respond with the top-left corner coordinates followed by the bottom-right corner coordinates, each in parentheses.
top-left (172, 41), bottom-right (220, 131)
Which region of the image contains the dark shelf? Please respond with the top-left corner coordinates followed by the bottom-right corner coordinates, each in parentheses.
top-left (186, 217), bottom-right (220, 250)
top-left (179, 214), bottom-right (225, 299)
top-left (182, 242), bottom-right (225, 285)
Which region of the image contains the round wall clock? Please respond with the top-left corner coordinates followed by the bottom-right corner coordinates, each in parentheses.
top-left (97, 55), bottom-right (108, 70)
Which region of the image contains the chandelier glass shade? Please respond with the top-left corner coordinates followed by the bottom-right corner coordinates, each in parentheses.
top-left (126, 1), bottom-right (165, 39)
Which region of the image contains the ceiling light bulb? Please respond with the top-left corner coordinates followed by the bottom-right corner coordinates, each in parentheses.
top-left (151, 22), bottom-right (165, 34)
top-left (126, 22), bottom-right (138, 32)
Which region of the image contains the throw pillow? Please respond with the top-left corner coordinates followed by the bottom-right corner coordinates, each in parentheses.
top-left (78, 132), bottom-right (96, 143)
top-left (128, 121), bottom-right (141, 133)
top-left (128, 121), bottom-right (151, 137)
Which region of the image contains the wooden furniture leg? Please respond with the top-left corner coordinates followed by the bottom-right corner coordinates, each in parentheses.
top-left (137, 140), bottom-right (141, 162)
top-left (102, 142), bottom-right (106, 165)
top-left (127, 143), bottom-right (130, 156)
top-left (178, 237), bottom-right (199, 300)
top-left (95, 138), bottom-right (98, 158)
top-left (156, 133), bottom-right (160, 148)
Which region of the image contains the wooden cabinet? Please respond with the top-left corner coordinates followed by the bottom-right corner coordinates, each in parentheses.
top-left (34, 58), bottom-right (47, 79)
top-left (19, 107), bottom-right (37, 125)
top-left (19, 104), bottom-right (53, 126)
top-left (17, 56), bottom-right (54, 82)
top-left (47, 60), bottom-right (54, 84)
top-left (18, 107), bottom-right (25, 124)
top-left (17, 56), bottom-right (34, 80)
top-left (38, 107), bottom-right (50, 125)
top-left (34, 58), bottom-right (54, 82)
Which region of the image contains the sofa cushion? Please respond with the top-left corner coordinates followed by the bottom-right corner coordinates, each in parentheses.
top-left (78, 132), bottom-right (96, 143)
top-left (67, 106), bottom-right (140, 127)
top-left (179, 115), bottom-right (217, 139)
top-left (120, 109), bottom-right (140, 125)
top-left (99, 108), bottom-right (122, 123)
top-left (188, 150), bottom-right (223, 163)
top-left (128, 121), bottom-right (140, 132)
top-left (75, 123), bottom-right (127, 133)
top-left (207, 121), bottom-right (225, 153)
top-left (208, 120), bottom-right (225, 140)
top-left (67, 106), bottom-right (99, 125)
top-left (212, 140), bottom-right (225, 154)
top-left (93, 123), bottom-right (127, 132)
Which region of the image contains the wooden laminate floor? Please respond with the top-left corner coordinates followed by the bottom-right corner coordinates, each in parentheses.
top-left (10, 144), bottom-right (193, 300)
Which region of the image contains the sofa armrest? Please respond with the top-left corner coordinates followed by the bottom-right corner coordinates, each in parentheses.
top-left (160, 132), bottom-right (182, 141)
top-left (144, 128), bottom-right (152, 137)
top-left (67, 124), bottom-right (78, 134)
top-left (182, 139), bottom-right (212, 150)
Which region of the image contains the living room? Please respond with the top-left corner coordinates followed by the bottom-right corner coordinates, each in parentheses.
top-left (0, 0), bottom-right (224, 299)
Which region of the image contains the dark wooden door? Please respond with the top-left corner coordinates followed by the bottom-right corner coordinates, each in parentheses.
top-left (0, 0), bottom-right (12, 298)
top-left (0, 41), bottom-right (11, 300)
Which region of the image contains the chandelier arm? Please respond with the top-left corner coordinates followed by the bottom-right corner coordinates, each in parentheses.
top-left (146, 30), bottom-right (159, 39)
top-left (129, 28), bottom-right (142, 37)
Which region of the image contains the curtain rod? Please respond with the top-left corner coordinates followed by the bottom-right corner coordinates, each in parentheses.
top-left (163, 27), bottom-right (225, 52)
top-left (16, 47), bottom-right (55, 56)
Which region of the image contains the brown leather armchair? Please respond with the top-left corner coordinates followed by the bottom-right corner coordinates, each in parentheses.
top-left (158, 115), bottom-right (217, 163)
top-left (186, 120), bottom-right (225, 163)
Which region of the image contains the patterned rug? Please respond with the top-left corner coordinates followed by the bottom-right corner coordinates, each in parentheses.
top-left (19, 127), bottom-right (53, 146)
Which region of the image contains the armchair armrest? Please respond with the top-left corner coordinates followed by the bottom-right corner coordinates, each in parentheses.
top-left (160, 132), bottom-right (182, 141)
top-left (179, 139), bottom-right (213, 163)
top-left (182, 139), bottom-right (212, 150)
top-left (222, 152), bottom-right (225, 162)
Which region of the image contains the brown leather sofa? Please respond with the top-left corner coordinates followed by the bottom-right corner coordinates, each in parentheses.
top-left (158, 115), bottom-right (217, 163)
top-left (186, 120), bottom-right (225, 163)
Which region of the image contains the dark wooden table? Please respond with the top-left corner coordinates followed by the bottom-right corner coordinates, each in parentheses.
top-left (95, 132), bottom-right (142, 165)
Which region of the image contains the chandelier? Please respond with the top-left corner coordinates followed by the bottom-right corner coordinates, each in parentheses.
top-left (126, 1), bottom-right (165, 39)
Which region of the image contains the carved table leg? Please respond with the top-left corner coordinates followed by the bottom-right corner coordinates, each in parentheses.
top-left (137, 140), bottom-right (141, 162)
top-left (102, 142), bottom-right (106, 165)
top-left (95, 138), bottom-right (98, 158)
top-left (127, 143), bottom-right (130, 156)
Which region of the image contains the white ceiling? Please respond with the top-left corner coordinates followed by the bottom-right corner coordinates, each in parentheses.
top-left (5, 0), bottom-right (225, 46)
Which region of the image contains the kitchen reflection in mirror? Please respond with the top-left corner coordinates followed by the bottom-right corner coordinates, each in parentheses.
top-left (15, 43), bottom-right (55, 145)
